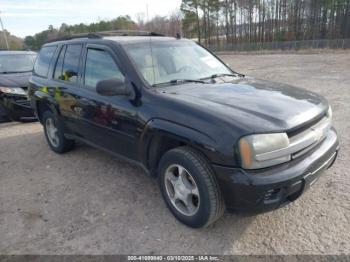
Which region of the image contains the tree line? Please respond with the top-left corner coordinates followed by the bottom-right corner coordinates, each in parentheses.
top-left (2, 0), bottom-right (350, 50)
top-left (181, 0), bottom-right (350, 47)
top-left (0, 30), bottom-right (23, 50)
top-left (23, 16), bottom-right (137, 50)
top-left (22, 14), bottom-right (181, 51)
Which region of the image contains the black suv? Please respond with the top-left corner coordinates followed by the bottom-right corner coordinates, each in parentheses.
top-left (29, 31), bottom-right (339, 228)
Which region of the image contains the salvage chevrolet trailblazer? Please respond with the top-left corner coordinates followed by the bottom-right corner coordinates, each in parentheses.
top-left (28, 31), bottom-right (339, 228)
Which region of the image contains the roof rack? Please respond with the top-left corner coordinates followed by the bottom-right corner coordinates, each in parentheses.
top-left (47, 30), bottom-right (165, 43)
top-left (98, 30), bottom-right (165, 37)
top-left (46, 33), bottom-right (100, 43)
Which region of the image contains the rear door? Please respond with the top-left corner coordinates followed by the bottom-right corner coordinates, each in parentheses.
top-left (51, 43), bottom-right (83, 134)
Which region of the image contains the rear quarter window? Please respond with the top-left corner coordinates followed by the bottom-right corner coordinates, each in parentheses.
top-left (33, 46), bottom-right (57, 78)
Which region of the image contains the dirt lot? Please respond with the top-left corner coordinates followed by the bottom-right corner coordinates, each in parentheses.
top-left (0, 53), bottom-right (349, 255)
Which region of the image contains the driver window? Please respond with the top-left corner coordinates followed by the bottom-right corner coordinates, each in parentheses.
top-left (84, 48), bottom-right (125, 89)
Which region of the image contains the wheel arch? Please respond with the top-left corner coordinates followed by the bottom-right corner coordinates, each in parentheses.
top-left (140, 119), bottom-right (217, 177)
top-left (33, 91), bottom-right (60, 123)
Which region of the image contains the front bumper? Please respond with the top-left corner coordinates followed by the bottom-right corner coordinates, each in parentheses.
top-left (0, 94), bottom-right (36, 121)
top-left (213, 128), bottom-right (339, 213)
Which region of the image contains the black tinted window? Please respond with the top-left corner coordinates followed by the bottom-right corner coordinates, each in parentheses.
top-left (60, 44), bottom-right (82, 83)
top-left (84, 48), bottom-right (124, 89)
top-left (54, 46), bottom-right (66, 80)
top-left (34, 46), bottom-right (56, 77)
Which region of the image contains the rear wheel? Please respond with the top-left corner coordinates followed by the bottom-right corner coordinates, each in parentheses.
top-left (158, 146), bottom-right (225, 228)
top-left (42, 111), bottom-right (74, 153)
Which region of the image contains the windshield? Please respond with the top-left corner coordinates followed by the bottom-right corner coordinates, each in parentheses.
top-left (124, 40), bottom-right (232, 86)
top-left (0, 54), bottom-right (36, 73)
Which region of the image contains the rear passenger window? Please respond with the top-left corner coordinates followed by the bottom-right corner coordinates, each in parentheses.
top-left (84, 48), bottom-right (124, 89)
top-left (56, 44), bottom-right (82, 83)
top-left (33, 46), bottom-right (57, 78)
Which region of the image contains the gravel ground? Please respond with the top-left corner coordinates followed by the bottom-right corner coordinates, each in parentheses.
top-left (0, 53), bottom-right (349, 255)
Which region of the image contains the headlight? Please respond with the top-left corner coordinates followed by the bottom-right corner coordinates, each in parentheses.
top-left (239, 133), bottom-right (291, 169)
top-left (0, 87), bottom-right (26, 95)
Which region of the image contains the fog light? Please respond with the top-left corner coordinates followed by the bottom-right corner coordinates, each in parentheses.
top-left (264, 188), bottom-right (281, 201)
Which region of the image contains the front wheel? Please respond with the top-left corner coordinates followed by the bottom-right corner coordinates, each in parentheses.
top-left (42, 111), bottom-right (74, 154)
top-left (158, 146), bottom-right (225, 228)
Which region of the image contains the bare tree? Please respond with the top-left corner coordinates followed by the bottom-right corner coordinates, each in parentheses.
top-left (180, 0), bottom-right (350, 48)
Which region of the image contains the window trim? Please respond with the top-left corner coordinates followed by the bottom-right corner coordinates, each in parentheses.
top-left (81, 44), bottom-right (126, 91)
top-left (52, 45), bottom-right (66, 80)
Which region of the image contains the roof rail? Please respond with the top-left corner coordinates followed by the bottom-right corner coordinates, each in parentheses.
top-left (46, 33), bottom-right (101, 43)
top-left (97, 30), bottom-right (165, 37)
top-left (46, 30), bottom-right (165, 43)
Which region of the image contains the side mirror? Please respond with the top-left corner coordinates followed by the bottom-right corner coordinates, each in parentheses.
top-left (96, 78), bottom-right (131, 96)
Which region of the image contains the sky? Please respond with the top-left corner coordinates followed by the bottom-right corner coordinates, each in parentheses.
top-left (0, 0), bottom-right (182, 38)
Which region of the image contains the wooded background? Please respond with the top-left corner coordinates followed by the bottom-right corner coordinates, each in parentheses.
top-left (181, 0), bottom-right (350, 48)
top-left (1, 0), bottom-right (349, 51)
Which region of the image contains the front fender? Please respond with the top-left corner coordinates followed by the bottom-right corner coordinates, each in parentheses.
top-left (139, 118), bottom-right (225, 168)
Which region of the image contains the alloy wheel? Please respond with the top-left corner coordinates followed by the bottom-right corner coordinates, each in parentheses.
top-left (45, 117), bottom-right (59, 147)
top-left (164, 164), bottom-right (200, 216)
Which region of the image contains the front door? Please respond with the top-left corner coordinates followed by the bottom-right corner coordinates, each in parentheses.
top-left (74, 44), bottom-right (139, 160)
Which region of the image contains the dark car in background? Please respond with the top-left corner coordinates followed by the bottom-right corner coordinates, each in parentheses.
top-left (29, 31), bottom-right (339, 228)
top-left (0, 50), bottom-right (37, 122)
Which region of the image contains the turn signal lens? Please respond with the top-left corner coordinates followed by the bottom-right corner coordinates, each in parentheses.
top-left (239, 139), bottom-right (252, 169)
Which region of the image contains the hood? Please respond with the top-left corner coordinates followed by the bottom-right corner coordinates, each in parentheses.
top-left (0, 72), bottom-right (32, 88)
top-left (160, 77), bottom-right (328, 133)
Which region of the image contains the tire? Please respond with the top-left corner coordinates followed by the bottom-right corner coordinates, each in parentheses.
top-left (158, 146), bottom-right (225, 228)
top-left (42, 110), bottom-right (74, 154)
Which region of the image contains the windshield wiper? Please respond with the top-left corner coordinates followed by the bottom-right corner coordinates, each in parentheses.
top-left (200, 73), bottom-right (245, 80)
top-left (153, 79), bottom-right (205, 87)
